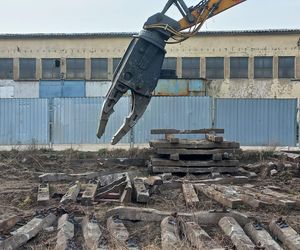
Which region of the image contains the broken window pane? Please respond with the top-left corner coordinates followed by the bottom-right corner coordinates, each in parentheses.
top-left (19, 58), bottom-right (36, 80)
top-left (42, 59), bottom-right (61, 79)
top-left (66, 58), bottom-right (85, 79)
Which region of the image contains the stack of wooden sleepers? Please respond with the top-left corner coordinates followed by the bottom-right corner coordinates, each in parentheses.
top-left (149, 128), bottom-right (241, 174)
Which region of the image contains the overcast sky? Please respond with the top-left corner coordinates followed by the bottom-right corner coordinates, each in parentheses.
top-left (0, 0), bottom-right (299, 33)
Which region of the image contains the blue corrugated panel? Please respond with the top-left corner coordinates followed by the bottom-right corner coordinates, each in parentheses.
top-left (52, 97), bottom-right (129, 144)
top-left (0, 99), bottom-right (49, 145)
top-left (40, 80), bottom-right (85, 98)
top-left (133, 96), bottom-right (212, 143)
top-left (154, 79), bottom-right (205, 96)
top-left (215, 99), bottom-right (297, 146)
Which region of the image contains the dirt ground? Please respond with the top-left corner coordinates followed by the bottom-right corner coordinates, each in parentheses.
top-left (0, 148), bottom-right (300, 249)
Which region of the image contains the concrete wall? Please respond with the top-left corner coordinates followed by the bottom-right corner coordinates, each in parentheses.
top-left (0, 32), bottom-right (299, 98)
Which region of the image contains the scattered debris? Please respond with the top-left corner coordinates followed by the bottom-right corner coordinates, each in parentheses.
top-left (55, 214), bottom-right (75, 250)
top-left (1, 213), bottom-right (56, 249)
top-left (60, 181), bottom-right (81, 204)
top-left (182, 183), bottom-right (199, 207)
top-left (161, 216), bottom-right (181, 250)
top-left (244, 222), bottom-right (283, 250)
top-left (82, 217), bottom-right (103, 250)
top-left (106, 206), bottom-right (249, 226)
top-left (107, 216), bottom-right (129, 248)
top-left (180, 220), bottom-right (222, 250)
top-left (0, 214), bottom-right (20, 233)
top-left (133, 177), bottom-right (149, 203)
top-left (219, 217), bottom-right (255, 250)
top-left (269, 218), bottom-right (300, 250)
top-left (195, 184), bottom-right (243, 209)
top-left (37, 183), bottom-right (50, 205)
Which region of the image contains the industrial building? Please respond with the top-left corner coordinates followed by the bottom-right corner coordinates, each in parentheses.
top-left (0, 29), bottom-right (299, 98)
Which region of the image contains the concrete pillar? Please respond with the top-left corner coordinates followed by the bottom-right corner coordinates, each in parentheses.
top-left (224, 57), bottom-right (230, 79)
top-left (200, 57), bottom-right (206, 78)
top-left (13, 58), bottom-right (19, 80)
top-left (176, 57), bottom-right (182, 78)
top-left (108, 58), bottom-right (113, 80)
top-left (249, 57), bottom-right (254, 79)
top-left (61, 58), bottom-right (66, 79)
top-left (85, 58), bottom-right (91, 80)
top-left (296, 56), bottom-right (300, 79)
top-left (273, 56), bottom-right (278, 79)
top-left (36, 58), bottom-right (42, 80)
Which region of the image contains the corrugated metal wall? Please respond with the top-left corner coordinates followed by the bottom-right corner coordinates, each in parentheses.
top-left (134, 97), bottom-right (212, 143)
top-left (52, 97), bottom-right (129, 144)
top-left (0, 99), bottom-right (49, 145)
top-left (215, 98), bottom-right (297, 146)
top-left (0, 97), bottom-right (297, 146)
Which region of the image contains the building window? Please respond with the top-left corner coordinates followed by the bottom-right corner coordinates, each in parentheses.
top-left (66, 58), bottom-right (85, 79)
top-left (0, 58), bottom-right (13, 79)
top-left (254, 57), bottom-right (273, 78)
top-left (206, 57), bottom-right (224, 79)
top-left (113, 58), bottom-right (121, 74)
top-left (279, 56), bottom-right (295, 78)
top-left (42, 59), bottom-right (61, 79)
top-left (160, 57), bottom-right (177, 78)
top-left (19, 58), bottom-right (36, 80)
top-left (91, 58), bottom-right (108, 80)
top-left (182, 57), bottom-right (200, 78)
top-left (230, 57), bottom-right (248, 78)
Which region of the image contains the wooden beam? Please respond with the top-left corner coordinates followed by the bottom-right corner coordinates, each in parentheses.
top-left (150, 140), bottom-right (240, 149)
top-left (195, 184), bottom-right (243, 209)
top-left (151, 158), bottom-right (239, 167)
top-left (152, 166), bottom-right (239, 174)
top-left (205, 134), bottom-right (223, 143)
top-left (182, 183), bottom-right (199, 207)
top-left (151, 128), bottom-right (224, 135)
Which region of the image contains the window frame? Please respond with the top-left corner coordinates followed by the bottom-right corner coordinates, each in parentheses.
top-left (230, 57), bottom-right (249, 79)
top-left (206, 57), bottom-right (224, 79)
top-left (19, 58), bottom-right (36, 80)
top-left (278, 56), bottom-right (295, 79)
top-left (42, 58), bottom-right (61, 80)
top-left (66, 58), bottom-right (86, 80)
top-left (254, 56), bottom-right (273, 79)
top-left (0, 58), bottom-right (13, 79)
top-left (91, 58), bottom-right (108, 80)
top-left (182, 57), bottom-right (200, 79)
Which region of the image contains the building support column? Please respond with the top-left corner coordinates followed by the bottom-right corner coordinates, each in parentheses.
top-left (13, 58), bottom-right (19, 81)
top-left (61, 58), bottom-right (66, 79)
top-left (200, 57), bottom-right (206, 79)
top-left (108, 58), bottom-right (113, 80)
top-left (249, 57), bottom-right (254, 79)
top-left (273, 56), bottom-right (278, 79)
top-left (36, 58), bottom-right (42, 80)
top-left (296, 56), bottom-right (300, 79)
top-left (176, 57), bottom-right (182, 78)
top-left (224, 57), bottom-right (230, 79)
top-left (85, 58), bottom-right (91, 80)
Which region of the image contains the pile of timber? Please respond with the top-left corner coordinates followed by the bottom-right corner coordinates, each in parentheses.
top-left (149, 128), bottom-right (241, 174)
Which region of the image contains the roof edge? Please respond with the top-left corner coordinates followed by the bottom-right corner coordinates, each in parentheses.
top-left (0, 29), bottom-right (299, 39)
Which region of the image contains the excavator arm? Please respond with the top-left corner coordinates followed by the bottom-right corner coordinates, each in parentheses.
top-left (97, 0), bottom-right (246, 144)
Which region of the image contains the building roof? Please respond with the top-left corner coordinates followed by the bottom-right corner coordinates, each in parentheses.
top-left (0, 29), bottom-right (299, 39)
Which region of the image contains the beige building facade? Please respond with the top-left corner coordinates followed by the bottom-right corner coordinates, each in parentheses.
top-left (0, 29), bottom-right (299, 98)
